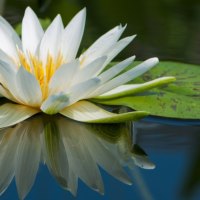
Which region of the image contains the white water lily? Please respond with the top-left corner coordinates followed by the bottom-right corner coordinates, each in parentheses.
top-left (0, 7), bottom-right (175, 127)
top-left (0, 115), bottom-right (154, 199)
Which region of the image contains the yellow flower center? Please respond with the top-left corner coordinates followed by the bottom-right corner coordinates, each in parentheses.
top-left (18, 50), bottom-right (64, 99)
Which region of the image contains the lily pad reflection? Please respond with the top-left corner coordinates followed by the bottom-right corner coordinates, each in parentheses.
top-left (0, 114), bottom-right (154, 199)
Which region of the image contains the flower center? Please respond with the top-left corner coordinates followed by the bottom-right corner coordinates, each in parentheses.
top-left (18, 50), bottom-right (64, 99)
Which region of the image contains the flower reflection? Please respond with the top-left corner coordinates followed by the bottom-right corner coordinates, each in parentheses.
top-left (0, 114), bottom-right (155, 199)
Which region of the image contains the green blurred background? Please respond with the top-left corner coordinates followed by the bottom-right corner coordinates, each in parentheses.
top-left (2, 0), bottom-right (200, 63)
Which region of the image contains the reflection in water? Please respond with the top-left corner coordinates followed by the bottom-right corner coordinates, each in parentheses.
top-left (0, 114), bottom-right (154, 199)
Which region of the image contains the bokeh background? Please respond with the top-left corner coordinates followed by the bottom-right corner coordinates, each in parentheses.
top-left (2, 0), bottom-right (200, 64)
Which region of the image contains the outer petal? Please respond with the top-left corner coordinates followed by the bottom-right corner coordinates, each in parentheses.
top-left (80, 25), bottom-right (126, 67)
top-left (0, 16), bottom-right (21, 48)
top-left (16, 67), bottom-right (42, 106)
top-left (22, 7), bottom-right (44, 55)
top-left (0, 103), bottom-right (39, 128)
top-left (39, 15), bottom-right (63, 66)
top-left (93, 77), bottom-right (176, 100)
top-left (0, 17), bottom-right (21, 62)
top-left (98, 56), bottom-right (135, 84)
top-left (0, 85), bottom-right (16, 102)
top-left (15, 120), bottom-right (41, 200)
top-left (61, 8), bottom-right (86, 62)
top-left (60, 100), bottom-right (148, 123)
top-left (103, 35), bottom-right (136, 66)
top-left (92, 57), bottom-right (159, 96)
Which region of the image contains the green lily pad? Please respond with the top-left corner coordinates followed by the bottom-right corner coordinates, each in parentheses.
top-left (94, 61), bottom-right (200, 119)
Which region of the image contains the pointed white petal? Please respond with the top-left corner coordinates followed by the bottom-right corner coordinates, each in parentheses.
top-left (60, 100), bottom-right (148, 123)
top-left (62, 8), bottom-right (86, 62)
top-left (94, 77), bottom-right (176, 99)
top-left (73, 56), bottom-right (107, 84)
top-left (0, 103), bottom-right (39, 128)
top-left (98, 56), bottom-right (135, 83)
top-left (103, 35), bottom-right (136, 66)
top-left (80, 25), bottom-right (126, 67)
top-left (93, 57), bottom-right (159, 96)
top-left (48, 60), bottom-right (79, 95)
top-left (0, 17), bottom-right (21, 61)
top-left (41, 93), bottom-right (69, 115)
top-left (39, 15), bottom-right (64, 65)
top-left (0, 16), bottom-right (21, 48)
top-left (16, 67), bottom-right (42, 106)
top-left (22, 7), bottom-right (44, 55)
top-left (15, 120), bottom-right (41, 200)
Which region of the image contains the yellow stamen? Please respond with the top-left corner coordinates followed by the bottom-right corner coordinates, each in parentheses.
top-left (18, 50), bottom-right (64, 100)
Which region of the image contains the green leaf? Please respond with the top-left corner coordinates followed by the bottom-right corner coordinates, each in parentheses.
top-left (93, 61), bottom-right (200, 119)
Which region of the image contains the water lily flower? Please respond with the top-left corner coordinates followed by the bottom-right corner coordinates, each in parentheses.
top-left (0, 114), bottom-right (154, 199)
top-left (0, 7), bottom-right (175, 128)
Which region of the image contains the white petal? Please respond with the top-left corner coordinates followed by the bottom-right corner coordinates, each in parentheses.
top-left (48, 60), bottom-right (79, 95)
top-left (0, 85), bottom-right (16, 101)
top-left (22, 7), bottom-right (44, 55)
top-left (93, 57), bottom-right (159, 96)
top-left (0, 16), bottom-right (21, 47)
top-left (61, 8), bottom-right (86, 62)
top-left (0, 17), bottom-right (21, 61)
top-left (73, 56), bottom-right (107, 84)
top-left (60, 100), bottom-right (148, 123)
top-left (0, 60), bottom-right (21, 102)
top-left (98, 56), bottom-right (135, 84)
top-left (15, 120), bottom-right (41, 200)
top-left (68, 78), bottom-right (101, 105)
top-left (103, 35), bottom-right (136, 66)
top-left (0, 60), bottom-right (16, 89)
top-left (0, 49), bottom-right (17, 68)
top-left (16, 67), bottom-right (42, 106)
top-left (95, 77), bottom-right (176, 99)
top-left (39, 15), bottom-right (63, 65)
top-left (80, 25), bottom-right (126, 67)
top-left (41, 93), bottom-right (69, 115)
top-left (0, 103), bottom-right (39, 128)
